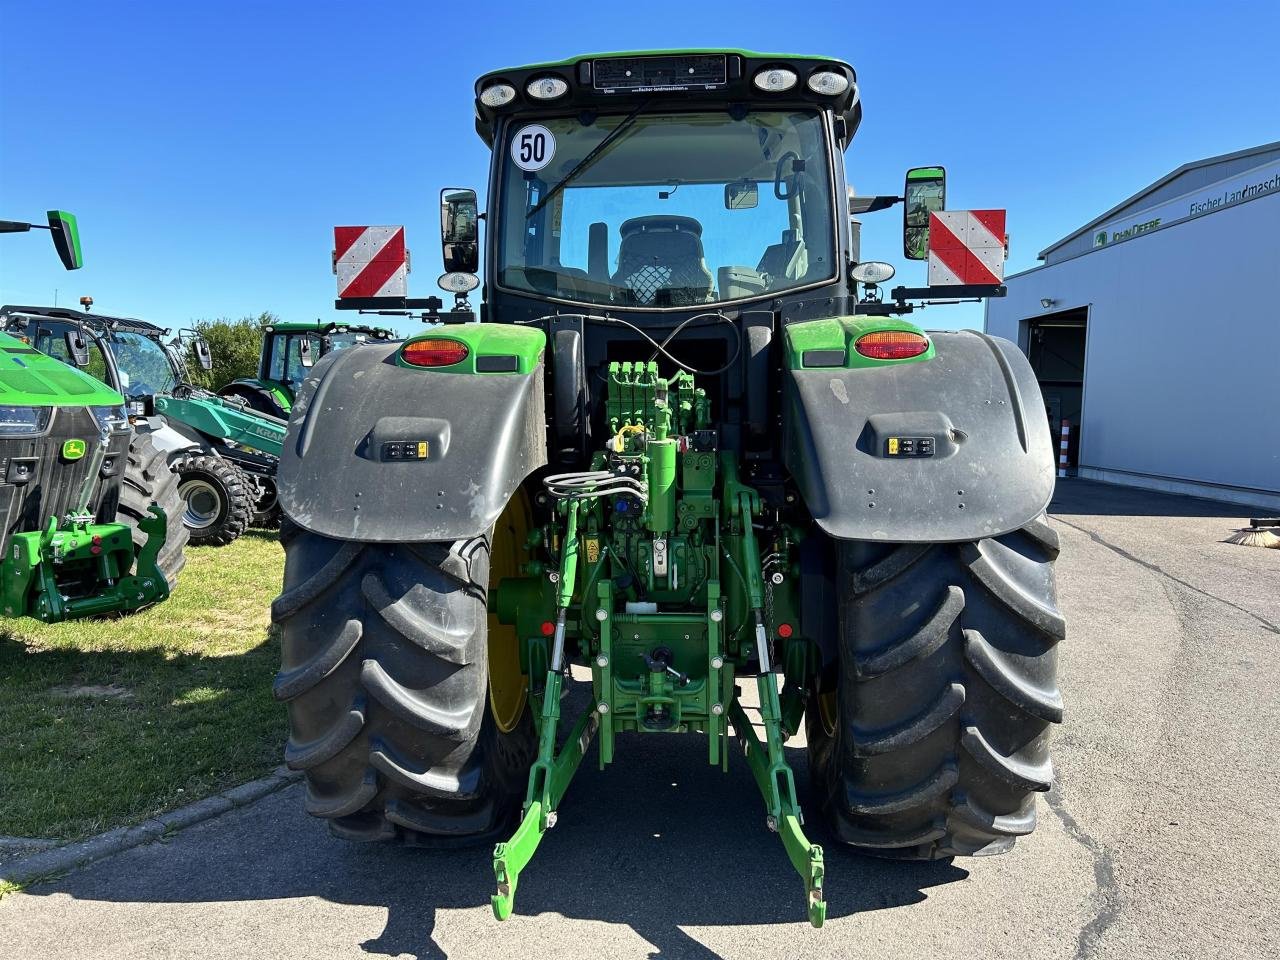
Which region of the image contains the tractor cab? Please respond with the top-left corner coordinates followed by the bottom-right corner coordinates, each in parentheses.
top-left (223, 320), bottom-right (395, 417)
top-left (466, 53), bottom-right (862, 322)
top-left (0, 306), bottom-right (192, 418)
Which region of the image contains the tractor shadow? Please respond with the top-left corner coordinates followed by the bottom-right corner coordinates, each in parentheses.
top-left (1049, 477), bottom-right (1270, 519)
top-left (31, 682), bottom-right (969, 960)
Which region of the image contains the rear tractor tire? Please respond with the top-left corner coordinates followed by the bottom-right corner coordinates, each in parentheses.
top-left (172, 452), bottom-right (253, 547)
top-left (807, 516), bottom-right (1064, 858)
top-left (116, 430), bottom-right (189, 589)
top-left (271, 519), bottom-right (535, 845)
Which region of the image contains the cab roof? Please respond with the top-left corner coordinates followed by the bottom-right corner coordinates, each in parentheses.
top-left (0, 304), bottom-right (167, 338)
top-left (266, 320), bottom-right (395, 337)
top-left (473, 49), bottom-right (860, 149)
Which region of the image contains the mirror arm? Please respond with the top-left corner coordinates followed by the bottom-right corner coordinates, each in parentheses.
top-left (848, 196), bottom-right (902, 215)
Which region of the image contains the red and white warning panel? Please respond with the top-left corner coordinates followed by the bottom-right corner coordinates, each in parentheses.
top-left (334, 226), bottom-right (407, 299)
top-left (927, 210), bottom-right (1006, 286)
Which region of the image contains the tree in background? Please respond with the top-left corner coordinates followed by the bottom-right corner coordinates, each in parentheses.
top-left (184, 312), bottom-right (275, 389)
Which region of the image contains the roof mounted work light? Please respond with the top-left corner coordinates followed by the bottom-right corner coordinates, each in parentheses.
top-left (807, 70), bottom-right (850, 95)
top-left (752, 67), bottom-right (798, 92)
top-left (480, 83), bottom-right (517, 107)
top-left (527, 76), bottom-right (568, 100)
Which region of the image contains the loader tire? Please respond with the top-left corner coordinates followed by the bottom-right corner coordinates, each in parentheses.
top-left (807, 516), bottom-right (1064, 858)
top-left (172, 452), bottom-right (252, 547)
top-left (271, 519), bottom-right (535, 846)
top-left (116, 431), bottom-right (189, 588)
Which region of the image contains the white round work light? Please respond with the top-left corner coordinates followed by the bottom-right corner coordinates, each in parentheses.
top-left (807, 70), bottom-right (850, 96)
top-left (526, 76), bottom-right (569, 100)
top-left (752, 67), bottom-right (798, 92)
top-left (850, 261), bottom-right (896, 284)
top-left (438, 272), bottom-right (480, 293)
top-left (479, 83), bottom-right (517, 107)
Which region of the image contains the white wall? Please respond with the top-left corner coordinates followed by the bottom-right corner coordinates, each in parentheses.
top-left (987, 192), bottom-right (1280, 506)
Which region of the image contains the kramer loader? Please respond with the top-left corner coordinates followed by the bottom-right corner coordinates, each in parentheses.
top-left (273, 51), bottom-right (1063, 927)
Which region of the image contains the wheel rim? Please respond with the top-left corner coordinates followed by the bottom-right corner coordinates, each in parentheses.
top-left (488, 490), bottom-right (531, 733)
top-left (178, 478), bottom-right (222, 530)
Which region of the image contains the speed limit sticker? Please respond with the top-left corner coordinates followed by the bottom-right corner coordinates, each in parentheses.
top-left (511, 124), bottom-right (556, 172)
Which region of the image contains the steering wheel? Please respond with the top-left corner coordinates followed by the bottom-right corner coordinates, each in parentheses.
top-left (774, 151), bottom-right (800, 200)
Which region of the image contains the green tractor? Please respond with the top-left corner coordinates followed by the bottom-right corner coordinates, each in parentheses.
top-left (0, 306), bottom-right (287, 545)
top-left (273, 51), bottom-right (1062, 927)
top-left (0, 332), bottom-right (175, 620)
top-left (0, 209), bottom-right (179, 618)
top-left (219, 320), bottom-right (395, 419)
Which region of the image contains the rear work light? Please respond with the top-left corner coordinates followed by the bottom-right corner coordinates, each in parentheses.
top-left (752, 67), bottom-right (798, 92)
top-left (854, 330), bottom-right (930, 360)
top-left (527, 76), bottom-right (568, 100)
top-left (807, 70), bottom-right (850, 96)
top-left (479, 83), bottom-right (517, 107)
top-left (402, 339), bottom-right (469, 367)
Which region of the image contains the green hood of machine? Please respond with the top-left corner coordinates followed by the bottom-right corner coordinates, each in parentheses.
top-left (0, 331), bottom-right (124, 407)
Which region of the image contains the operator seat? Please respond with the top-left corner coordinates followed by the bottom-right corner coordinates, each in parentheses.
top-left (612, 216), bottom-right (715, 306)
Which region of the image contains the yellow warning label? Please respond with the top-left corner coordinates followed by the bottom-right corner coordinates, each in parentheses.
top-left (888, 437), bottom-right (900, 455)
top-left (417, 441), bottom-right (429, 459)
top-left (584, 537), bottom-right (600, 563)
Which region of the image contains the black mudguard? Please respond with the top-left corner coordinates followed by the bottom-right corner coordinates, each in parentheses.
top-left (278, 342), bottom-right (546, 543)
top-left (784, 330), bottom-right (1054, 543)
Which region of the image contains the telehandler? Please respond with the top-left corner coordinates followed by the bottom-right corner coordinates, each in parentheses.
top-left (273, 51), bottom-right (1062, 927)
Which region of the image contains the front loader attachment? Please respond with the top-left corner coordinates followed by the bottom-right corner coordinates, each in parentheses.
top-left (1, 506), bottom-right (170, 622)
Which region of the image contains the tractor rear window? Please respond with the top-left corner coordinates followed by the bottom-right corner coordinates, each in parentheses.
top-left (495, 109), bottom-right (836, 308)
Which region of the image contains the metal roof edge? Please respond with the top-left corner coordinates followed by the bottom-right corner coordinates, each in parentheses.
top-left (1036, 139), bottom-right (1280, 260)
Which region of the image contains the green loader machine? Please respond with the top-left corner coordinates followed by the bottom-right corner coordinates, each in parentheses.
top-left (273, 51), bottom-right (1063, 927)
top-left (219, 320), bottom-right (395, 419)
top-left (0, 331), bottom-right (171, 620)
top-left (0, 208), bottom-right (175, 620)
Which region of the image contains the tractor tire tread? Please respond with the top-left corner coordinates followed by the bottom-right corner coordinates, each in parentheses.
top-left (172, 452), bottom-right (253, 547)
top-left (808, 514), bottom-right (1063, 859)
top-left (274, 525), bottom-right (534, 847)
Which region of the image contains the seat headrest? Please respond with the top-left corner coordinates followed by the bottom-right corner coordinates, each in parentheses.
top-left (619, 216), bottom-right (703, 238)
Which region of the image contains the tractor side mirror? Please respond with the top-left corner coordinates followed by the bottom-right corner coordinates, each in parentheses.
top-left (194, 337), bottom-right (213, 371)
top-left (724, 180), bottom-right (758, 210)
top-left (298, 337), bottom-right (314, 368)
top-left (47, 210), bottom-right (84, 270)
top-left (64, 329), bottom-right (90, 368)
top-left (903, 167), bottom-right (946, 261)
top-left (440, 188), bottom-right (480, 274)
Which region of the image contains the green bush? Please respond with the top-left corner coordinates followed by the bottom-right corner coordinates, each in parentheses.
top-left (184, 312), bottom-right (276, 389)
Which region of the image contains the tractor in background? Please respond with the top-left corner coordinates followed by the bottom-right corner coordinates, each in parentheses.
top-left (273, 50), bottom-right (1062, 928)
top-left (0, 306), bottom-right (287, 545)
top-left (219, 320), bottom-right (395, 419)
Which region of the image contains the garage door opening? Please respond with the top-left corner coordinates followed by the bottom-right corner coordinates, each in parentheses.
top-left (1023, 307), bottom-right (1087, 471)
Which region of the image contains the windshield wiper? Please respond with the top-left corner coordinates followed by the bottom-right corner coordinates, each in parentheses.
top-left (526, 98), bottom-right (653, 220)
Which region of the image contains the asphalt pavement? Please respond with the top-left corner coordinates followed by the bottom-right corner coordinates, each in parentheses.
top-left (3, 479), bottom-right (1277, 960)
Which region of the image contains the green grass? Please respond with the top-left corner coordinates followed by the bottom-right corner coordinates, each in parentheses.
top-left (0, 530), bottom-right (285, 841)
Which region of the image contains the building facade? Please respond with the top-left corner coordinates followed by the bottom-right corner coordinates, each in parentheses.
top-left (985, 142), bottom-right (1280, 511)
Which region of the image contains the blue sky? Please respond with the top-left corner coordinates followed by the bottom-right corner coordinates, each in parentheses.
top-left (1, 1), bottom-right (1274, 335)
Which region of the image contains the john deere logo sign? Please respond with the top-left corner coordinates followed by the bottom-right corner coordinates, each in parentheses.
top-left (62, 439), bottom-right (86, 461)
